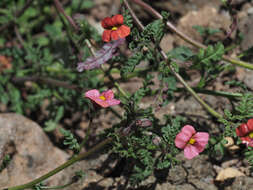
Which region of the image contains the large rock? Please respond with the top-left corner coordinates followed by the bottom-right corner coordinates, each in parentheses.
top-left (0, 113), bottom-right (68, 189)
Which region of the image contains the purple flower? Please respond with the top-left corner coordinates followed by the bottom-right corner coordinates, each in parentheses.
top-left (77, 38), bottom-right (125, 71)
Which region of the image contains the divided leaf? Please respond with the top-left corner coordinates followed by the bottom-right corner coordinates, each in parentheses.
top-left (194, 42), bottom-right (224, 65)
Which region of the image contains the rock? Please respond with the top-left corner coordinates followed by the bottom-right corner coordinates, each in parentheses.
top-left (168, 165), bottom-right (187, 184)
top-left (153, 0), bottom-right (221, 16)
top-left (221, 159), bottom-right (240, 168)
top-left (184, 155), bottom-right (215, 180)
top-left (243, 70), bottom-right (253, 90)
top-left (238, 14), bottom-right (253, 50)
top-left (176, 6), bottom-right (230, 47)
top-left (156, 183), bottom-right (195, 190)
top-left (224, 137), bottom-right (234, 148)
top-left (215, 168), bottom-right (245, 181)
top-left (160, 34), bottom-right (174, 52)
top-left (225, 176), bottom-right (253, 190)
top-left (0, 113), bottom-right (68, 189)
top-left (236, 67), bottom-right (253, 90)
top-left (188, 178), bottom-right (217, 190)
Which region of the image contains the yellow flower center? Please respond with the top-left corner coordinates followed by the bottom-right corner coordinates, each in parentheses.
top-left (188, 138), bottom-right (196, 145)
top-left (249, 132), bottom-right (253, 138)
top-left (112, 26), bottom-right (118, 31)
top-left (99, 95), bottom-right (106, 100)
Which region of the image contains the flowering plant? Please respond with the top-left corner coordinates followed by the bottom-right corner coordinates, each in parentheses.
top-left (85, 89), bottom-right (120, 108)
top-left (175, 125), bottom-right (209, 159)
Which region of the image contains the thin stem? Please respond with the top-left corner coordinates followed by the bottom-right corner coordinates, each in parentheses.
top-left (53, 0), bottom-right (79, 31)
top-left (124, 0), bottom-right (223, 119)
top-left (130, 0), bottom-right (253, 70)
top-left (78, 112), bottom-right (94, 151)
top-left (115, 82), bottom-right (130, 99)
top-left (38, 180), bottom-right (75, 190)
top-left (178, 88), bottom-right (242, 99)
top-left (6, 138), bottom-right (112, 190)
top-left (14, 26), bottom-right (25, 47)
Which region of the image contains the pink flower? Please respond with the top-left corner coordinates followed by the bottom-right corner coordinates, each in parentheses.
top-left (175, 125), bottom-right (209, 160)
top-left (85, 89), bottom-right (120, 108)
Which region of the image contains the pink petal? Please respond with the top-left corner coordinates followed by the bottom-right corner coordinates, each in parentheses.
top-left (102, 90), bottom-right (114, 100)
top-left (175, 125), bottom-right (196, 149)
top-left (106, 99), bottom-right (120, 106)
top-left (192, 132), bottom-right (209, 153)
top-left (85, 89), bottom-right (100, 98)
top-left (194, 132), bottom-right (209, 146)
top-left (175, 132), bottom-right (190, 149)
top-left (184, 145), bottom-right (200, 160)
top-left (181, 125), bottom-right (196, 137)
top-left (92, 98), bottom-right (109, 108)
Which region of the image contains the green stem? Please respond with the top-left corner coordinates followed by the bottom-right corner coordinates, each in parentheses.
top-left (184, 88), bottom-right (242, 98)
top-left (78, 116), bottom-right (93, 151)
top-left (130, 0), bottom-right (253, 70)
top-left (6, 138), bottom-right (112, 190)
top-left (115, 82), bottom-right (130, 99)
top-left (38, 180), bottom-right (74, 190)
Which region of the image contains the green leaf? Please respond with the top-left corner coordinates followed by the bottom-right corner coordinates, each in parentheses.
top-left (195, 42), bottom-right (225, 65)
top-left (121, 52), bottom-right (143, 77)
top-left (142, 19), bottom-right (165, 43)
top-left (168, 46), bottom-right (193, 62)
top-left (44, 120), bottom-right (57, 132)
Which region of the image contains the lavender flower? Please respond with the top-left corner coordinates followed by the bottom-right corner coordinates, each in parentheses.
top-left (77, 38), bottom-right (125, 71)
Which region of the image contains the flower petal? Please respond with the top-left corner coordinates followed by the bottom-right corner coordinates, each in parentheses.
top-left (85, 89), bottom-right (100, 98)
top-left (102, 90), bottom-right (114, 100)
top-left (175, 132), bottom-right (190, 149)
top-left (111, 14), bottom-right (124, 26)
top-left (194, 132), bottom-right (209, 149)
top-left (236, 123), bottom-right (248, 137)
top-left (101, 17), bottom-right (113, 29)
top-left (184, 145), bottom-right (200, 160)
top-left (181, 125), bottom-right (196, 137)
top-left (102, 30), bottom-right (112, 42)
top-left (240, 136), bottom-right (253, 147)
top-left (106, 99), bottom-right (121, 106)
top-left (117, 25), bottom-right (131, 38)
top-left (111, 30), bottom-right (119, 41)
top-left (247, 119), bottom-right (253, 131)
top-left (91, 98), bottom-right (109, 108)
